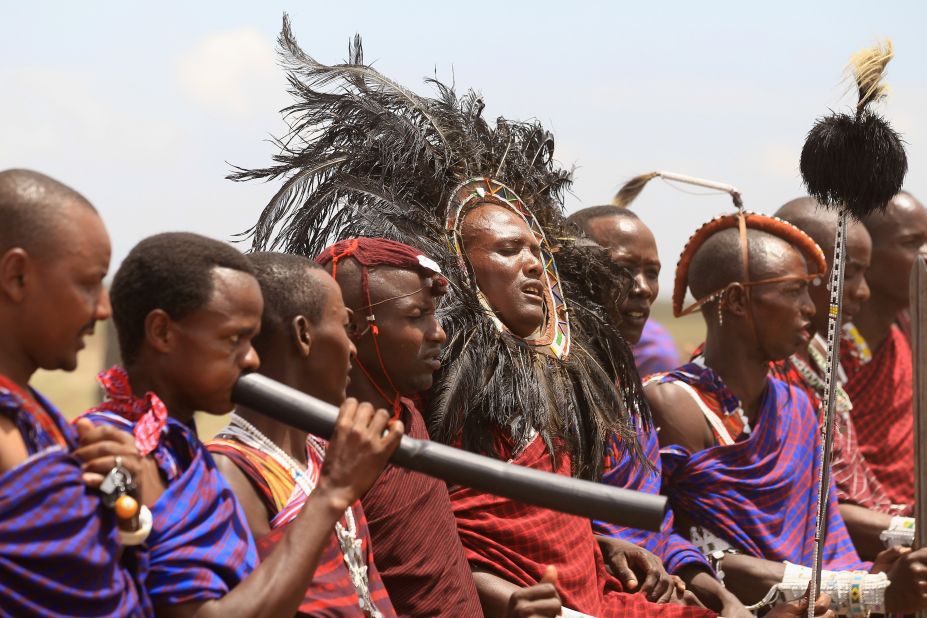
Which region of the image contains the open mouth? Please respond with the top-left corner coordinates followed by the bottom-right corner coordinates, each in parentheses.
top-left (521, 281), bottom-right (545, 303)
top-left (798, 323), bottom-right (813, 342)
top-left (621, 308), bottom-right (650, 322)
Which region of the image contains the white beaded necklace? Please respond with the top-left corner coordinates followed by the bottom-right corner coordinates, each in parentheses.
top-left (789, 335), bottom-right (852, 422)
top-left (224, 414), bottom-right (382, 618)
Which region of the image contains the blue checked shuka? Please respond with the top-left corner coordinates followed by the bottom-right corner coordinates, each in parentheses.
top-left (0, 380), bottom-right (150, 617)
top-left (82, 400), bottom-right (258, 606)
top-left (596, 419), bottom-right (713, 575)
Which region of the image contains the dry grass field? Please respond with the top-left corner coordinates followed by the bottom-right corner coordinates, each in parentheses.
top-left (32, 302), bottom-right (706, 438)
top-left (649, 301), bottom-right (706, 361)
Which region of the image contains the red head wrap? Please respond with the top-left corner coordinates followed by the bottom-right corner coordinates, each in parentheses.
top-left (315, 237), bottom-right (446, 418)
top-left (315, 237), bottom-right (443, 277)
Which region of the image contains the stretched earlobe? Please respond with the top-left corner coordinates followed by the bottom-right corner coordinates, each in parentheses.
top-left (724, 283), bottom-right (751, 317)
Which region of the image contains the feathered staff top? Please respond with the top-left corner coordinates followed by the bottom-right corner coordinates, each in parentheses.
top-left (231, 15), bottom-right (646, 479)
top-left (800, 40), bottom-right (906, 219)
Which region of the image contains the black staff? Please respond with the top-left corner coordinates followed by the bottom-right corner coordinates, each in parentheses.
top-left (233, 372), bottom-right (666, 531)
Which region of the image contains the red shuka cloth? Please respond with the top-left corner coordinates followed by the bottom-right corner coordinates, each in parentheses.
top-left (360, 400), bottom-right (482, 618)
top-left (450, 434), bottom-right (716, 617)
top-left (770, 359), bottom-right (902, 515)
top-left (843, 325), bottom-right (915, 507)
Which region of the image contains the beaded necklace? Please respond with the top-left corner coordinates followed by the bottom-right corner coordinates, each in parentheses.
top-left (224, 414), bottom-right (382, 617)
top-left (788, 335), bottom-right (852, 425)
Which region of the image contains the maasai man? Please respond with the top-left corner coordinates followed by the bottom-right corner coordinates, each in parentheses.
top-left (442, 192), bottom-right (710, 617)
top-left (773, 197), bottom-right (911, 561)
top-left (566, 209), bottom-right (680, 378)
top-left (80, 232), bottom-right (402, 617)
top-left (843, 191), bottom-right (927, 508)
top-left (646, 212), bottom-right (927, 612)
top-left (315, 237), bottom-right (487, 618)
top-left (569, 205), bottom-right (748, 616)
top-left (0, 168), bottom-right (150, 616)
top-left (207, 252), bottom-right (395, 617)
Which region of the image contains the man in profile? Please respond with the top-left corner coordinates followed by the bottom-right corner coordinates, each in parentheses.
top-left (0, 168), bottom-right (149, 616)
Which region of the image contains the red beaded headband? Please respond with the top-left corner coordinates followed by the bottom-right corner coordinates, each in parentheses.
top-left (673, 211), bottom-right (828, 318)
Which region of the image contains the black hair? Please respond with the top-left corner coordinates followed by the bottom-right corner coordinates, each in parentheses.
top-left (0, 168), bottom-right (96, 257)
top-left (111, 232), bottom-right (256, 363)
top-left (247, 252), bottom-right (328, 341)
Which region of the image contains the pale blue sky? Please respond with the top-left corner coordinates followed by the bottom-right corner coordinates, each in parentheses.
top-left (2, 1), bottom-right (925, 295)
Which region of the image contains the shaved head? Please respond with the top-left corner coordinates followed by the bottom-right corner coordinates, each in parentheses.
top-left (0, 169), bottom-right (97, 258)
top-left (776, 197), bottom-right (840, 251)
top-left (856, 190), bottom-right (927, 308)
top-left (689, 227), bottom-right (805, 300)
top-left (688, 224), bottom-right (817, 361)
top-left (863, 191), bottom-right (926, 242)
top-left (776, 197), bottom-right (873, 332)
top-left (775, 197), bottom-right (870, 257)
top-left (567, 205), bottom-right (639, 232)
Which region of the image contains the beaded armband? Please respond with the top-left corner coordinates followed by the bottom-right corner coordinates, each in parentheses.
top-left (748, 562), bottom-right (889, 616)
top-left (879, 515), bottom-right (915, 548)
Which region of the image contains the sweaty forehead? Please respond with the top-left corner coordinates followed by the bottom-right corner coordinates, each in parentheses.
top-left (752, 237), bottom-right (808, 280)
top-left (868, 194), bottom-right (927, 238)
top-left (368, 266), bottom-right (433, 304)
top-left (460, 203), bottom-right (532, 242)
top-left (586, 214), bottom-right (653, 249)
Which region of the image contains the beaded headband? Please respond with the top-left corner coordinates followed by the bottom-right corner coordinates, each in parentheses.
top-left (447, 177), bottom-right (571, 360)
top-left (673, 211), bottom-right (828, 318)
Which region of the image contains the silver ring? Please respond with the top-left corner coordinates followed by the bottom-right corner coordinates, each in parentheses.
top-left (115, 455), bottom-right (123, 469)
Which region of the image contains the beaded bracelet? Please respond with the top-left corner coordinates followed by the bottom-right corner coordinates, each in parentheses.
top-left (879, 515), bottom-right (915, 548)
top-left (118, 505), bottom-right (152, 546)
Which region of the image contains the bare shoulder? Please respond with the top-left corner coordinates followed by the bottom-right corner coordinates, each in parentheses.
top-left (0, 415), bottom-right (29, 473)
top-left (211, 452), bottom-right (272, 538)
top-left (644, 380), bottom-right (713, 453)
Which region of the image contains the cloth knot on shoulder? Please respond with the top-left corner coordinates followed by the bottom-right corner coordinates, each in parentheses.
top-left (95, 365), bottom-right (168, 456)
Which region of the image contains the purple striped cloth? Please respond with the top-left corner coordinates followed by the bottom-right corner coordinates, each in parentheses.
top-left (0, 386), bottom-right (149, 617)
top-left (655, 364), bottom-right (865, 570)
top-left (595, 421), bottom-right (712, 575)
top-left (632, 320), bottom-right (681, 378)
top-left (82, 410), bottom-right (258, 607)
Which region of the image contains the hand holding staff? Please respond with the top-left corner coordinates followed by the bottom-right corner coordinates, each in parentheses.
top-left (232, 372), bottom-right (667, 531)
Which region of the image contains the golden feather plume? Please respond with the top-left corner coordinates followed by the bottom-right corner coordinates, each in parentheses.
top-left (848, 39), bottom-right (893, 113)
top-left (611, 172), bottom-right (659, 208)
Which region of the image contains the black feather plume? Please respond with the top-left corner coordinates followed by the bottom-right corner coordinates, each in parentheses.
top-left (799, 40), bottom-right (907, 219)
top-left (231, 14), bottom-right (648, 479)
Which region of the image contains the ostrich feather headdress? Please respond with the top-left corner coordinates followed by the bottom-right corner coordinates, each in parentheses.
top-left (231, 15), bottom-right (646, 478)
